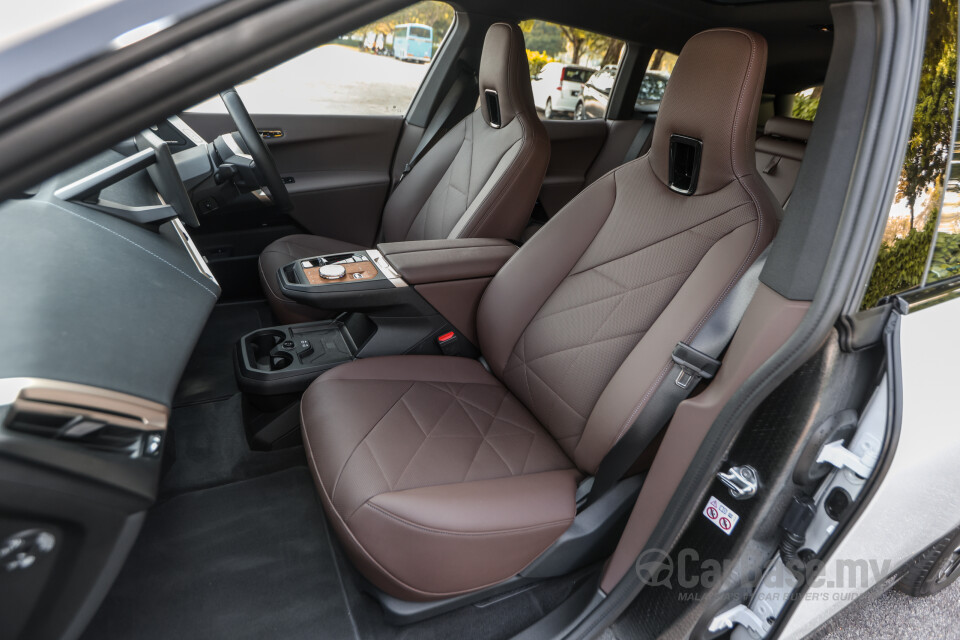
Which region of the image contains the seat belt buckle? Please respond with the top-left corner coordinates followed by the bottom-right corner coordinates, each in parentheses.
top-left (437, 330), bottom-right (458, 355)
top-left (671, 342), bottom-right (721, 389)
top-left (397, 162), bottom-right (412, 184)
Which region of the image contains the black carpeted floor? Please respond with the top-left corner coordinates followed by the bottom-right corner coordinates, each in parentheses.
top-left (84, 302), bottom-right (585, 640)
top-left (174, 301), bottom-right (272, 407)
top-left (159, 393), bottom-right (304, 497)
top-left (83, 468), bottom-right (359, 640)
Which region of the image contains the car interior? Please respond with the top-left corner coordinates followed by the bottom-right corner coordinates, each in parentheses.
top-left (0, 0), bottom-right (908, 637)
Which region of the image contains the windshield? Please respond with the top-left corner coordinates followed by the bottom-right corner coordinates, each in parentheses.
top-left (638, 74), bottom-right (668, 101)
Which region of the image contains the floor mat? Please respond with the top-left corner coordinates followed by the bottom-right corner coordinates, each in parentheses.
top-left (174, 301), bottom-right (272, 407)
top-left (82, 468), bottom-right (359, 640)
top-left (160, 393), bottom-right (304, 497)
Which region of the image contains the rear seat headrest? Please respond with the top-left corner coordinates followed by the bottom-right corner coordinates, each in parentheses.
top-left (763, 116), bottom-right (813, 142)
top-left (756, 116), bottom-right (812, 162)
top-left (649, 28), bottom-right (768, 195)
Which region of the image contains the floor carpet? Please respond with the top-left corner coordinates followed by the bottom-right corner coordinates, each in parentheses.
top-left (82, 468), bottom-right (358, 640)
top-left (174, 301), bottom-right (272, 407)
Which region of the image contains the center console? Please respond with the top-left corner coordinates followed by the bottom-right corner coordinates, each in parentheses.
top-left (236, 239), bottom-right (518, 396)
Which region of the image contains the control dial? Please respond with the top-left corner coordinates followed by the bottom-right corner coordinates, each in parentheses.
top-left (318, 264), bottom-right (346, 280)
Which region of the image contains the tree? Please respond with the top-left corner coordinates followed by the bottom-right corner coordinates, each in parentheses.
top-left (520, 20), bottom-right (620, 66)
top-left (896, 0), bottom-right (958, 230)
top-left (350, 1), bottom-right (454, 40)
top-left (519, 20), bottom-right (565, 57)
top-left (557, 25), bottom-right (590, 64)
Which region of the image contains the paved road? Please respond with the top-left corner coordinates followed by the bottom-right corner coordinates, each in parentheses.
top-left (820, 578), bottom-right (960, 639)
top-left (189, 44), bottom-right (430, 115)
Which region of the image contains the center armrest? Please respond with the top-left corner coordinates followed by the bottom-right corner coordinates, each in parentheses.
top-left (377, 238), bottom-right (518, 285)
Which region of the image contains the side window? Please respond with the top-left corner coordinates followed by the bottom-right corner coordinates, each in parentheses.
top-left (636, 49), bottom-right (678, 115)
top-left (862, 0), bottom-right (957, 308)
top-left (791, 86), bottom-right (821, 121)
top-left (520, 20), bottom-right (624, 120)
top-left (187, 1), bottom-right (454, 115)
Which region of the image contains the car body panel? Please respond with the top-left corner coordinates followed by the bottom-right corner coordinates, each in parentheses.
top-left (531, 62), bottom-right (595, 116)
top-left (780, 299), bottom-right (960, 638)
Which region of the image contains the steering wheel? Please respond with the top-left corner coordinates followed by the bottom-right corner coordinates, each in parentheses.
top-left (219, 88), bottom-right (293, 212)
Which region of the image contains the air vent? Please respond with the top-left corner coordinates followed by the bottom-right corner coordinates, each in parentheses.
top-left (6, 410), bottom-right (144, 456)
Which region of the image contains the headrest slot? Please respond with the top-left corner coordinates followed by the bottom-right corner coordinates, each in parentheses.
top-left (484, 90), bottom-right (501, 128)
top-left (668, 134), bottom-right (703, 195)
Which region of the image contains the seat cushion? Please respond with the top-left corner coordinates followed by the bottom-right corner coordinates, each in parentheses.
top-left (301, 355), bottom-right (578, 600)
top-left (258, 234), bottom-right (365, 324)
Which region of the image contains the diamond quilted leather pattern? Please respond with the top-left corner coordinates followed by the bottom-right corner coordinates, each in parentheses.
top-left (404, 112), bottom-right (524, 241)
top-left (502, 167), bottom-right (759, 457)
top-left (330, 378), bottom-right (573, 516)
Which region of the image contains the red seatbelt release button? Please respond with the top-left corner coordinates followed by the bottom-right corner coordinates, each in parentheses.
top-left (437, 331), bottom-right (457, 354)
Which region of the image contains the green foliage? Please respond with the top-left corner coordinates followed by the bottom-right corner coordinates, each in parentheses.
top-left (519, 20), bottom-right (566, 57)
top-left (331, 37), bottom-right (361, 49)
top-left (519, 19), bottom-right (620, 66)
top-left (896, 0), bottom-right (958, 219)
top-left (350, 1), bottom-right (454, 40)
top-left (862, 213), bottom-right (937, 308)
top-left (526, 50), bottom-right (556, 77)
top-left (792, 93), bottom-right (820, 121)
top-left (928, 231), bottom-right (960, 282)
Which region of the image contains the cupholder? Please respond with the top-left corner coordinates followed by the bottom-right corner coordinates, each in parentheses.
top-left (246, 329), bottom-right (290, 371)
top-left (268, 351), bottom-right (294, 370)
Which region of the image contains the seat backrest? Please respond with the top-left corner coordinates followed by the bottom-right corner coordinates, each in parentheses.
top-left (756, 115), bottom-right (813, 209)
top-left (476, 28), bottom-right (781, 473)
top-left (380, 23), bottom-right (549, 243)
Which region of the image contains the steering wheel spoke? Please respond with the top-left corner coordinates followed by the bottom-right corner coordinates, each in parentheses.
top-left (219, 88), bottom-right (293, 212)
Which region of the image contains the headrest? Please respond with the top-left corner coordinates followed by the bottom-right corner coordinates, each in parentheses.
top-left (479, 23), bottom-right (537, 128)
top-left (649, 29), bottom-right (768, 195)
top-left (755, 135), bottom-right (806, 161)
top-left (764, 115), bottom-right (813, 142)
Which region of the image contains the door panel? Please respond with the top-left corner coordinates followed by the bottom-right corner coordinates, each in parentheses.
top-left (180, 112), bottom-right (403, 247)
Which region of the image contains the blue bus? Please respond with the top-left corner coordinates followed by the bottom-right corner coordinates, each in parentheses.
top-left (392, 23), bottom-right (433, 63)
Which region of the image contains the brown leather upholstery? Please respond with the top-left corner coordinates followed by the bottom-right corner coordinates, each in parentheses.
top-left (261, 23), bottom-right (549, 324)
top-left (301, 356), bottom-right (578, 600)
top-left (301, 28), bottom-right (781, 602)
top-left (377, 238), bottom-right (517, 285)
top-left (756, 115), bottom-right (813, 208)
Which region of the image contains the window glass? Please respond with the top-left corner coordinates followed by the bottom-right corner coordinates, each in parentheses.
top-left (862, 0), bottom-right (957, 307)
top-left (187, 1), bottom-right (454, 115)
top-left (792, 86), bottom-right (821, 121)
top-left (636, 49), bottom-right (677, 114)
top-left (520, 20), bottom-right (624, 120)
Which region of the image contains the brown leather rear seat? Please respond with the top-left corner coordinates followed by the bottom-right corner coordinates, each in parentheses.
top-left (300, 27), bottom-right (780, 603)
top-left (755, 115), bottom-right (813, 208)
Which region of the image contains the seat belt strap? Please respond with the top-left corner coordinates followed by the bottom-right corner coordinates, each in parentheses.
top-left (396, 70), bottom-right (475, 187)
top-left (584, 249), bottom-right (769, 507)
top-left (623, 117), bottom-right (655, 164)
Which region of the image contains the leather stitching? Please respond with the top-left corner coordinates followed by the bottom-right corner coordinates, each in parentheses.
top-left (365, 502), bottom-right (572, 537)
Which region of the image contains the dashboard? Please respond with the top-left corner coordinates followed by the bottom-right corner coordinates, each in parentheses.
top-left (0, 119), bottom-right (222, 639)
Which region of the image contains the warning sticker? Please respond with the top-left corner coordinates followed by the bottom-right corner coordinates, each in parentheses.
top-left (703, 496), bottom-right (740, 535)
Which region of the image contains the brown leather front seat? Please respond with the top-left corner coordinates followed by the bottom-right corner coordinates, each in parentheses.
top-left (260, 22), bottom-right (549, 324)
top-left (301, 28), bottom-right (780, 602)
